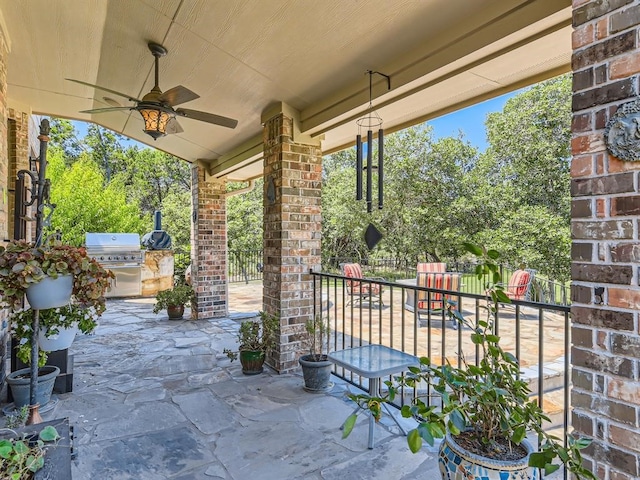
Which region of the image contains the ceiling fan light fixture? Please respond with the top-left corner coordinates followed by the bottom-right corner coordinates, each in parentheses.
top-left (139, 106), bottom-right (173, 140)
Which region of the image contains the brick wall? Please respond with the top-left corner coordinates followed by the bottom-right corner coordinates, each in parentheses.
top-left (191, 163), bottom-right (227, 319)
top-left (0, 23), bottom-right (9, 392)
top-left (572, 1), bottom-right (640, 479)
top-left (7, 109), bottom-right (30, 240)
top-left (262, 112), bottom-right (322, 373)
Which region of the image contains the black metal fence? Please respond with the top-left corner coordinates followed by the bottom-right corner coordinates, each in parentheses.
top-left (311, 271), bottom-right (571, 477)
top-left (229, 249), bottom-right (263, 284)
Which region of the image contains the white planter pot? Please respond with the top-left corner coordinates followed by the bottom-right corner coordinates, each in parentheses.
top-left (26, 275), bottom-right (73, 310)
top-left (38, 323), bottom-right (79, 352)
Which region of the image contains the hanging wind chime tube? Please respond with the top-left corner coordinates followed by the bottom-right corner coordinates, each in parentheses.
top-left (356, 134), bottom-right (363, 201)
top-left (355, 70), bottom-right (390, 212)
top-left (378, 128), bottom-right (383, 209)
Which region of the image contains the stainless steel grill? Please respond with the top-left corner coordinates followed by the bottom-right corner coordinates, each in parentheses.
top-left (85, 233), bottom-right (143, 298)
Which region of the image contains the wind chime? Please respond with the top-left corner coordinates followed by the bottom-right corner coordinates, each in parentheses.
top-left (356, 70), bottom-right (390, 213)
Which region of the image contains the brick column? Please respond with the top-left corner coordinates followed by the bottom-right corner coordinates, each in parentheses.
top-left (0, 23), bottom-right (9, 394)
top-left (191, 162), bottom-right (228, 319)
top-left (571, 2), bottom-right (640, 479)
top-left (262, 104), bottom-right (322, 373)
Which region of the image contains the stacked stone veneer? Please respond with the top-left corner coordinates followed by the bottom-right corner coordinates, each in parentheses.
top-left (571, 1), bottom-right (640, 479)
top-left (191, 163), bottom-right (227, 319)
top-left (262, 112), bottom-right (322, 373)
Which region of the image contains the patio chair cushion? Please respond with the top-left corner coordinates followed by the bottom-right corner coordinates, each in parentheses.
top-left (416, 272), bottom-right (460, 311)
top-left (342, 263), bottom-right (382, 295)
top-left (416, 262), bottom-right (446, 273)
top-left (506, 269), bottom-right (533, 301)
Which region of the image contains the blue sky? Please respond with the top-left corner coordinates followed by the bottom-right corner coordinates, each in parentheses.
top-left (426, 91), bottom-right (518, 151)
top-left (71, 90), bottom-right (519, 152)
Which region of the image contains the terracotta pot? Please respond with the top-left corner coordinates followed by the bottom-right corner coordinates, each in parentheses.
top-left (26, 275), bottom-right (73, 310)
top-left (167, 305), bottom-right (185, 320)
top-left (239, 350), bottom-right (265, 375)
top-left (438, 431), bottom-right (538, 480)
top-left (299, 354), bottom-right (333, 393)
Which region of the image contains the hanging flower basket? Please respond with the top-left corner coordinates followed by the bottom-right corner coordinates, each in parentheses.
top-left (26, 275), bottom-right (73, 310)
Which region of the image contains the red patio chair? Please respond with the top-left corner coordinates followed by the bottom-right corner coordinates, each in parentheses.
top-left (342, 263), bottom-right (385, 307)
top-left (416, 262), bottom-right (446, 273)
top-left (416, 272), bottom-right (461, 325)
top-left (505, 269), bottom-right (535, 301)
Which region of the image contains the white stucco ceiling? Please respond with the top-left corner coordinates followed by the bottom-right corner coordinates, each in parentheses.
top-left (0, 0), bottom-right (571, 181)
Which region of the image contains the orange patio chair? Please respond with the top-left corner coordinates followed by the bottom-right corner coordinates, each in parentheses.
top-left (342, 263), bottom-right (385, 307)
top-left (505, 269), bottom-right (536, 302)
top-left (416, 272), bottom-right (461, 325)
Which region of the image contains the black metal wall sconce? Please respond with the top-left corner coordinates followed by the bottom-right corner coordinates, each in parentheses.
top-left (356, 70), bottom-right (390, 213)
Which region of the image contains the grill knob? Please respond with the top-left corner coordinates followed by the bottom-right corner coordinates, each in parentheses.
top-left (108, 256), bottom-right (112, 261)
top-left (100, 256), bottom-right (105, 261)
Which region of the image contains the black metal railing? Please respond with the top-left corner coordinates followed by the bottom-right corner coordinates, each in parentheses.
top-left (228, 249), bottom-right (263, 284)
top-left (312, 271), bottom-right (570, 476)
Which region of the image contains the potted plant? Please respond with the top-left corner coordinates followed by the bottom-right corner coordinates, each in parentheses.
top-left (342, 244), bottom-right (596, 480)
top-left (298, 314), bottom-right (333, 392)
top-left (1, 240), bottom-right (113, 412)
top-left (0, 424), bottom-right (60, 479)
top-left (11, 304), bottom-right (99, 366)
top-left (152, 284), bottom-right (195, 320)
top-left (0, 240), bottom-right (114, 313)
top-left (223, 311), bottom-right (279, 375)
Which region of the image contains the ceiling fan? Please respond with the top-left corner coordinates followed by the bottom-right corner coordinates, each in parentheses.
top-left (67, 42), bottom-right (238, 140)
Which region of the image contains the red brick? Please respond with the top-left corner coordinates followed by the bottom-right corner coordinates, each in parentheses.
top-left (596, 17), bottom-right (609, 40)
top-left (573, 306), bottom-right (634, 330)
top-left (571, 134), bottom-right (604, 155)
top-left (596, 198), bottom-right (606, 217)
top-left (596, 152), bottom-right (605, 174)
top-left (612, 195), bottom-right (640, 215)
top-left (571, 155), bottom-right (594, 177)
top-left (608, 379), bottom-right (640, 403)
top-left (608, 287), bottom-right (640, 309)
top-left (611, 51), bottom-right (640, 79)
top-left (572, 112), bottom-right (592, 132)
top-left (609, 156), bottom-right (640, 172)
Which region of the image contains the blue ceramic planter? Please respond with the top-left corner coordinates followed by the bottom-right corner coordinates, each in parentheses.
top-left (439, 431), bottom-right (538, 480)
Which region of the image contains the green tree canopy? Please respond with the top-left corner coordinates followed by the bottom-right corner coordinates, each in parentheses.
top-left (46, 151), bottom-right (147, 246)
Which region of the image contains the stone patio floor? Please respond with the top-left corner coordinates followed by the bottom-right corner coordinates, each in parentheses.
top-left (18, 292), bottom-right (442, 479)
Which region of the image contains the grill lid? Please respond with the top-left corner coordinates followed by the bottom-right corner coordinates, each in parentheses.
top-left (85, 233), bottom-right (141, 251)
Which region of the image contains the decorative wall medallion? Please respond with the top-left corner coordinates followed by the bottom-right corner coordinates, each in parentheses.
top-left (605, 98), bottom-right (640, 161)
top-left (267, 176), bottom-right (276, 204)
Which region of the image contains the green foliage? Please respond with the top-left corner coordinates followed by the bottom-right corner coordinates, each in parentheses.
top-left (223, 311), bottom-right (279, 360)
top-left (161, 190), bottom-right (192, 251)
top-left (152, 285), bottom-right (195, 313)
top-left (304, 315), bottom-right (330, 360)
top-left (342, 243), bottom-right (595, 479)
top-left (226, 180), bottom-right (263, 252)
top-left (0, 426), bottom-right (60, 479)
top-left (11, 304), bottom-right (100, 366)
top-left (47, 152), bottom-right (147, 246)
top-left (4, 406), bottom-right (28, 429)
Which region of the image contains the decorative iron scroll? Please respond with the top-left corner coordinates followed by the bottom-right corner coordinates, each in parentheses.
top-left (605, 98), bottom-right (640, 161)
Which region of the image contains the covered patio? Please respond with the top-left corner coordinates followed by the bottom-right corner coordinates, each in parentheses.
top-left (0, 1), bottom-right (639, 479)
top-left (55, 296), bottom-right (441, 479)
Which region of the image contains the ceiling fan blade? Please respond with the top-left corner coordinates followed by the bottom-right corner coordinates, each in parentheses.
top-left (159, 85), bottom-right (199, 107)
top-left (175, 108), bottom-right (238, 129)
top-left (79, 106), bottom-right (133, 114)
top-left (66, 78), bottom-right (141, 102)
top-left (165, 117), bottom-right (184, 135)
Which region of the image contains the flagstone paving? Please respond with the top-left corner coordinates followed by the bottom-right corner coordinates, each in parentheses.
top-left (29, 296), bottom-right (440, 479)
